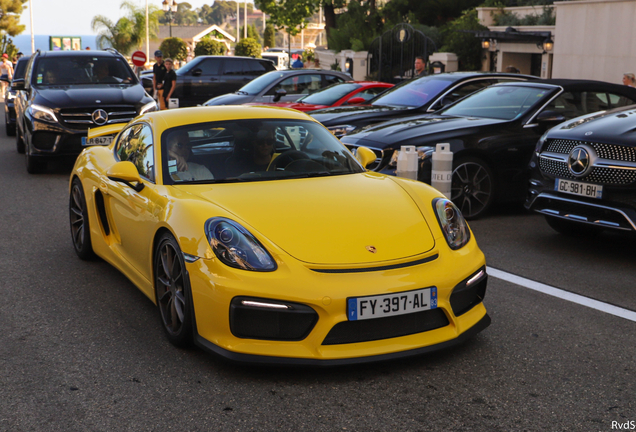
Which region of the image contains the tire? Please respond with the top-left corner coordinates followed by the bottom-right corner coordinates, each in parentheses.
top-left (69, 178), bottom-right (96, 260)
top-left (16, 129), bottom-right (25, 154)
top-left (451, 157), bottom-right (495, 220)
top-left (154, 233), bottom-right (194, 348)
top-left (25, 141), bottom-right (46, 174)
top-left (544, 215), bottom-right (601, 237)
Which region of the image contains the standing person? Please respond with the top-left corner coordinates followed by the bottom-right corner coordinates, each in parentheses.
top-left (413, 56), bottom-right (426, 78)
top-left (622, 73), bottom-right (635, 87)
top-left (162, 58), bottom-right (177, 110)
top-left (0, 53), bottom-right (13, 94)
top-left (153, 50), bottom-right (167, 110)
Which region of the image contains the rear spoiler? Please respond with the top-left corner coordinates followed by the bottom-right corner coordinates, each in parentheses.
top-left (87, 123), bottom-right (126, 140)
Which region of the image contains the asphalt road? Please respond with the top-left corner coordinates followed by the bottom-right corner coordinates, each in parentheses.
top-left (1, 115), bottom-right (635, 431)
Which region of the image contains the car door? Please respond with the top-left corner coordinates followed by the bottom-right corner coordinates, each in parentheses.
top-left (219, 58), bottom-right (252, 96)
top-left (186, 58), bottom-right (223, 106)
top-left (105, 123), bottom-right (160, 286)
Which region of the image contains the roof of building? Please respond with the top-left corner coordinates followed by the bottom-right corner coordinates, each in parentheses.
top-left (158, 25), bottom-right (236, 43)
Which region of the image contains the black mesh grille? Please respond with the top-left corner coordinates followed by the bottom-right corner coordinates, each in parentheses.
top-left (540, 139), bottom-right (636, 185)
top-left (322, 308), bottom-right (449, 345)
top-left (59, 106), bottom-right (137, 130)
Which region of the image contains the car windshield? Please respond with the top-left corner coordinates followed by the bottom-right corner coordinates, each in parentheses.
top-left (439, 85), bottom-right (552, 120)
top-left (298, 83), bottom-right (361, 106)
top-left (34, 56), bottom-right (135, 86)
top-left (239, 71), bottom-right (288, 95)
top-left (370, 76), bottom-right (457, 108)
top-left (162, 119), bottom-right (365, 184)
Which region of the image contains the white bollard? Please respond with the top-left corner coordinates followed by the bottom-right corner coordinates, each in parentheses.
top-left (396, 146), bottom-right (418, 180)
top-left (431, 143), bottom-right (453, 198)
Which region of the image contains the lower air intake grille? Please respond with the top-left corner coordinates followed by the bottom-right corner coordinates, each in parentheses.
top-left (322, 308), bottom-right (449, 345)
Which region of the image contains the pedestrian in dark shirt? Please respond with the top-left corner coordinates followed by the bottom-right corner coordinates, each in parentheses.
top-left (162, 58), bottom-right (177, 109)
top-left (153, 50), bottom-right (167, 110)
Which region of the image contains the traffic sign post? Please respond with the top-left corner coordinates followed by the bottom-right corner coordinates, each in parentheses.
top-left (131, 50), bottom-right (147, 68)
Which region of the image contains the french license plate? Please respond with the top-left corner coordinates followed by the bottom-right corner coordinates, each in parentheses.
top-left (82, 135), bottom-right (113, 146)
top-left (555, 178), bottom-right (603, 199)
top-left (347, 287), bottom-right (437, 321)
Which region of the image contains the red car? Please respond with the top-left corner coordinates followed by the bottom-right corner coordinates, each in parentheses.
top-left (246, 81), bottom-right (394, 112)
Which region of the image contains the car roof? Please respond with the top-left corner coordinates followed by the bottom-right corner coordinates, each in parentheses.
top-left (37, 50), bottom-right (122, 58)
top-left (493, 78), bottom-right (636, 94)
top-left (418, 71), bottom-right (537, 81)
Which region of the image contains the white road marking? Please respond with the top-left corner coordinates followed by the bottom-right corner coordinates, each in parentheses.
top-left (488, 267), bottom-right (636, 323)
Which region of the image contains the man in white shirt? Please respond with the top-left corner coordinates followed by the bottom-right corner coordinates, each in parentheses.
top-left (167, 130), bottom-right (214, 181)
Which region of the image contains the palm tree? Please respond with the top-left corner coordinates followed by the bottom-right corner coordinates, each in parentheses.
top-left (92, 1), bottom-right (161, 54)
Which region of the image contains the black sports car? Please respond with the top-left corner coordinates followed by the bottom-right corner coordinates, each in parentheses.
top-left (525, 105), bottom-right (636, 235)
top-left (310, 72), bottom-right (536, 138)
top-left (340, 80), bottom-right (636, 219)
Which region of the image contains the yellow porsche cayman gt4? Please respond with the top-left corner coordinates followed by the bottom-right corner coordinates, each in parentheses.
top-left (69, 106), bottom-right (490, 365)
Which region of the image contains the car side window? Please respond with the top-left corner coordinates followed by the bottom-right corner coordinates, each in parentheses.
top-left (445, 81), bottom-right (492, 104)
top-left (270, 76), bottom-right (300, 94)
top-left (116, 124), bottom-right (155, 182)
top-left (544, 92), bottom-right (586, 120)
top-left (348, 86), bottom-right (388, 103)
top-left (222, 59), bottom-right (246, 76)
top-left (607, 92), bottom-right (636, 108)
top-left (324, 74), bottom-right (345, 87)
top-left (246, 61), bottom-right (268, 76)
top-left (197, 59), bottom-right (221, 75)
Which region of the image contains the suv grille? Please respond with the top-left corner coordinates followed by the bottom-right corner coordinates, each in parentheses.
top-left (59, 106), bottom-right (137, 130)
top-left (540, 139), bottom-right (636, 185)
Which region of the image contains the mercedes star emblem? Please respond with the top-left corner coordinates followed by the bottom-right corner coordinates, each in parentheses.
top-left (92, 109), bottom-right (108, 126)
top-left (568, 145), bottom-right (594, 177)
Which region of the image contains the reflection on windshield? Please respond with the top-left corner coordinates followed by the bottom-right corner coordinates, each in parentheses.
top-left (371, 76), bottom-right (454, 107)
top-left (239, 72), bottom-right (287, 95)
top-left (34, 56), bottom-right (135, 86)
top-left (440, 85), bottom-right (550, 120)
top-left (299, 83), bottom-right (361, 106)
top-left (162, 119), bottom-right (365, 184)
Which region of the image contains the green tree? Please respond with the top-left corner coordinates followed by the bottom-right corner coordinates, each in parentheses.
top-left (160, 2), bottom-right (198, 25)
top-left (235, 38), bottom-right (261, 57)
top-left (263, 23), bottom-right (275, 48)
top-left (194, 38), bottom-right (226, 56)
top-left (440, 8), bottom-right (488, 71)
top-left (92, 0), bottom-right (160, 54)
top-left (0, 0), bottom-right (26, 38)
top-left (159, 37), bottom-right (188, 61)
top-left (240, 24), bottom-right (261, 44)
top-left (0, 35), bottom-right (18, 58)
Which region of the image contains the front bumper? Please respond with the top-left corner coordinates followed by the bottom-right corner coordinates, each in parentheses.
top-left (187, 241), bottom-right (489, 365)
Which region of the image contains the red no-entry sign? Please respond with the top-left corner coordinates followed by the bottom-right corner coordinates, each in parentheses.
top-left (131, 51), bottom-right (147, 67)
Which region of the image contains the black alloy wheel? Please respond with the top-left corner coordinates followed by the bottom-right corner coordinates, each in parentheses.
top-left (69, 178), bottom-right (96, 260)
top-left (155, 233), bottom-right (193, 348)
top-left (15, 129), bottom-right (25, 153)
top-left (451, 157), bottom-right (495, 220)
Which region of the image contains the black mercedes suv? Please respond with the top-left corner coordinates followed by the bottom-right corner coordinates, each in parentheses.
top-left (526, 104), bottom-right (636, 235)
top-left (15, 49), bottom-right (157, 173)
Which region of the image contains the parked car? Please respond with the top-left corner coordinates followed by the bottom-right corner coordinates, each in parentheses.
top-left (310, 72), bottom-right (537, 138)
top-left (340, 80), bottom-right (636, 219)
top-left (203, 69), bottom-right (352, 106)
top-left (525, 104), bottom-right (636, 235)
top-left (1, 55), bottom-right (30, 136)
top-left (14, 49), bottom-right (157, 173)
top-left (261, 52), bottom-right (288, 70)
top-left (71, 105), bottom-right (490, 365)
top-left (137, 56), bottom-right (277, 108)
top-left (247, 81), bottom-right (394, 112)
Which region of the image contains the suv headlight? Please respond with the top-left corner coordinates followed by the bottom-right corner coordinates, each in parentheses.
top-left (140, 100), bottom-right (158, 115)
top-left (29, 104), bottom-right (58, 123)
top-left (328, 124), bottom-right (356, 138)
top-left (205, 218), bottom-right (277, 271)
top-left (433, 198), bottom-right (470, 250)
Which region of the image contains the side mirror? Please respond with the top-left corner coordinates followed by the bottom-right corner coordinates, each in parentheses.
top-left (107, 161), bottom-right (144, 192)
top-left (273, 88), bottom-right (287, 102)
top-left (191, 68), bottom-right (202, 77)
top-left (11, 78), bottom-right (25, 90)
top-left (535, 110), bottom-right (566, 124)
top-left (355, 146), bottom-right (376, 168)
top-left (346, 97), bottom-right (366, 105)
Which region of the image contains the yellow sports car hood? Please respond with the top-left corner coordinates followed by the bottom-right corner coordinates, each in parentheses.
top-left (192, 173), bottom-right (436, 265)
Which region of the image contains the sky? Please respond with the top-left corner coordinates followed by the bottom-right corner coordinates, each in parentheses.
top-left (19, 0), bottom-right (252, 36)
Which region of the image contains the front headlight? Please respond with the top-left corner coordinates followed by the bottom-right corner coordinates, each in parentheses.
top-left (205, 218), bottom-right (277, 271)
top-left (388, 146), bottom-right (435, 168)
top-left (29, 104), bottom-right (58, 123)
top-left (433, 198), bottom-right (470, 250)
top-left (140, 100), bottom-right (159, 115)
top-left (328, 124), bottom-right (356, 138)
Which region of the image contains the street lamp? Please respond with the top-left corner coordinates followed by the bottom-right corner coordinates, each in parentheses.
top-left (162, 0), bottom-right (178, 38)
